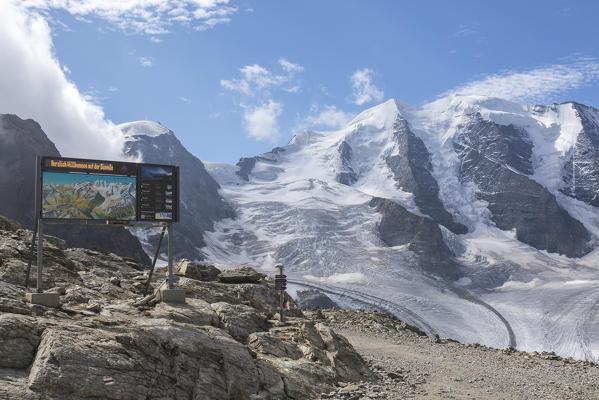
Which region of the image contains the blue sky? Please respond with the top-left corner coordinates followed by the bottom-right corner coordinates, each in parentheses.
top-left (3, 1), bottom-right (599, 163)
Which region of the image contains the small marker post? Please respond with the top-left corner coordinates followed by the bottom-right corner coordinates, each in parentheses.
top-left (275, 264), bottom-right (287, 322)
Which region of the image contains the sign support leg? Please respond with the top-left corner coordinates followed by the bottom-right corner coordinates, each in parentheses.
top-left (37, 218), bottom-right (43, 293)
top-left (144, 225), bottom-right (167, 296)
top-left (167, 222), bottom-right (173, 289)
top-left (25, 218), bottom-right (39, 288)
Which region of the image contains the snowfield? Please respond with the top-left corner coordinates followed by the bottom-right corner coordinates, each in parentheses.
top-left (203, 95), bottom-right (599, 362)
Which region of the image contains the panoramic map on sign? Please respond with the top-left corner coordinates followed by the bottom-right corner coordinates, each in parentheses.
top-left (39, 156), bottom-right (179, 222)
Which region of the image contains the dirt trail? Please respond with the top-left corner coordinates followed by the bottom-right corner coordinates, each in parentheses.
top-left (313, 309), bottom-right (599, 400)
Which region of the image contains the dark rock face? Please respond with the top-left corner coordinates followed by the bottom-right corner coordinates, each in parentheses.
top-left (561, 103), bottom-right (599, 206)
top-left (124, 129), bottom-right (235, 261)
top-left (386, 116), bottom-right (468, 234)
top-left (235, 147), bottom-right (287, 181)
top-left (454, 114), bottom-right (591, 257)
top-left (369, 197), bottom-right (461, 279)
top-left (0, 114), bottom-right (150, 265)
top-left (296, 289), bottom-right (337, 309)
top-left (235, 157), bottom-right (257, 181)
top-left (0, 114), bottom-right (60, 227)
top-left (336, 141), bottom-right (358, 186)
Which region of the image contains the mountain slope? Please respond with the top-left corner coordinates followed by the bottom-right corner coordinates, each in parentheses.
top-left (203, 96), bottom-right (599, 362)
top-left (0, 114), bottom-right (150, 265)
top-left (121, 121), bottom-right (235, 261)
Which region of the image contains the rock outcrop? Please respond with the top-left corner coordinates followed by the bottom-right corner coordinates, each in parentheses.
top-left (454, 114), bottom-right (591, 257)
top-left (0, 216), bottom-right (373, 399)
top-left (296, 289), bottom-right (338, 309)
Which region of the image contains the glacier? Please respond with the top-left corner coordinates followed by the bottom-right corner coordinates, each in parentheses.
top-left (125, 95), bottom-right (599, 362)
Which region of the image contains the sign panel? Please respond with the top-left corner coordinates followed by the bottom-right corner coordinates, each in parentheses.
top-left (39, 156), bottom-right (179, 222)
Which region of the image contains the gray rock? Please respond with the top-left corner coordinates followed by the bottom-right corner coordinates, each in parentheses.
top-left (386, 116), bottom-right (468, 234)
top-left (150, 297), bottom-right (218, 326)
top-left (174, 259), bottom-right (220, 281)
top-left (561, 102), bottom-right (599, 206)
top-left (269, 358), bottom-right (337, 399)
top-left (248, 332), bottom-right (303, 359)
top-left (211, 302), bottom-right (268, 341)
top-left (296, 289), bottom-right (337, 309)
top-left (369, 197), bottom-right (461, 279)
top-left (28, 321), bottom-right (260, 399)
top-left (0, 224), bottom-right (372, 399)
top-left (218, 266), bottom-right (265, 284)
top-left (336, 140), bottom-right (358, 185)
top-left (0, 314), bottom-right (44, 368)
top-left (316, 323), bottom-right (375, 382)
top-left (454, 114), bottom-right (591, 257)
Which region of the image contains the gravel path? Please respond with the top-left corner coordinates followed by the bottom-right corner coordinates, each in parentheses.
top-left (307, 309), bottom-right (599, 400)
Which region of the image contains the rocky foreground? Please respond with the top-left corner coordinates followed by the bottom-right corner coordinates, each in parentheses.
top-left (2, 215), bottom-right (599, 400)
top-left (0, 216), bottom-right (372, 399)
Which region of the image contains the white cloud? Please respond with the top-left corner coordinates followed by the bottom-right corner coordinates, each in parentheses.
top-left (20, 0), bottom-right (238, 36)
top-left (443, 60), bottom-right (599, 103)
top-left (454, 23), bottom-right (477, 37)
top-left (221, 59), bottom-right (304, 141)
top-left (296, 104), bottom-right (353, 133)
top-left (242, 100), bottom-right (282, 141)
top-left (279, 58), bottom-right (304, 73)
top-left (108, 86), bottom-right (118, 92)
top-left (221, 59), bottom-right (304, 96)
top-left (149, 36), bottom-right (163, 43)
top-left (0, 2), bottom-right (125, 159)
top-left (179, 96), bottom-right (190, 103)
top-left (138, 56), bottom-right (154, 67)
top-left (350, 68), bottom-right (384, 105)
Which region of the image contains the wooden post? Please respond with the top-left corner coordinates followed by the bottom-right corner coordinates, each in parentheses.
top-left (278, 264), bottom-right (284, 322)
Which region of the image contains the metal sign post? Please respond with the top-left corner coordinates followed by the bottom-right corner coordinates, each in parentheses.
top-left (144, 225), bottom-right (167, 296)
top-left (36, 219), bottom-right (43, 293)
top-left (275, 264), bottom-right (287, 322)
top-left (167, 222), bottom-right (174, 289)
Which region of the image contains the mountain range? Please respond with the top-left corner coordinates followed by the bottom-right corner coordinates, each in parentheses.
top-left (2, 94), bottom-right (599, 362)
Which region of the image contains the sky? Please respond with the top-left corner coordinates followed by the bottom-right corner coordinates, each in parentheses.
top-left (2, 1), bottom-right (599, 164)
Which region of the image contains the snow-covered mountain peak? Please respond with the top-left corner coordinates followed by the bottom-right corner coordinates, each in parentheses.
top-left (348, 98), bottom-right (402, 128)
top-left (118, 120), bottom-right (173, 139)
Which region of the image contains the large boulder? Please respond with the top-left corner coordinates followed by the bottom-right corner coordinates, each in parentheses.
top-left (28, 321), bottom-right (260, 399)
top-left (316, 323), bottom-right (374, 382)
top-left (296, 289), bottom-right (337, 309)
top-left (217, 266), bottom-right (265, 284)
top-left (0, 314), bottom-right (44, 368)
top-left (174, 259), bottom-right (220, 281)
top-left (248, 332), bottom-right (303, 359)
top-left (210, 302), bottom-right (268, 342)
